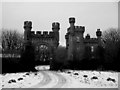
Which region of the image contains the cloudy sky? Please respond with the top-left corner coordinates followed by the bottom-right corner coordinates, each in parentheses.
top-left (1, 1), bottom-right (118, 46)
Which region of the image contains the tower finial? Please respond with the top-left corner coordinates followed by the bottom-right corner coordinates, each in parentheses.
top-left (52, 22), bottom-right (60, 31)
top-left (86, 34), bottom-right (90, 39)
top-left (96, 29), bottom-right (102, 37)
top-left (69, 17), bottom-right (75, 24)
top-left (24, 21), bottom-right (32, 30)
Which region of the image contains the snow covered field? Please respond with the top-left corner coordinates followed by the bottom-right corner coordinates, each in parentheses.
top-left (0, 65), bottom-right (118, 88)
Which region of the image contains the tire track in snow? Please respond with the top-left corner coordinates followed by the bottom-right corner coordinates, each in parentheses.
top-left (30, 71), bottom-right (51, 88)
top-left (31, 71), bottom-right (67, 88)
top-left (50, 71), bottom-right (67, 88)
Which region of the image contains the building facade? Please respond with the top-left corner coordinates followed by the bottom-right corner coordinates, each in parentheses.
top-left (65, 17), bottom-right (102, 62)
top-left (23, 21), bottom-right (60, 62)
top-left (23, 17), bottom-right (103, 66)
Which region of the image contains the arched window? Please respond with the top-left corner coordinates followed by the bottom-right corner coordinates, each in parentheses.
top-left (91, 46), bottom-right (94, 52)
top-left (36, 44), bottom-right (48, 52)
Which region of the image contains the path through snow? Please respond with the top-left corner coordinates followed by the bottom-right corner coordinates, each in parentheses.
top-left (0, 65), bottom-right (118, 88)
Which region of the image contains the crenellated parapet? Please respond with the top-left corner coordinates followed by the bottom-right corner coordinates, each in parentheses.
top-left (84, 29), bottom-right (102, 44)
top-left (84, 38), bottom-right (98, 44)
top-left (36, 31), bottom-right (41, 35)
top-left (24, 21), bottom-right (59, 40)
top-left (75, 26), bottom-right (85, 33)
top-left (30, 31), bottom-right (56, 39)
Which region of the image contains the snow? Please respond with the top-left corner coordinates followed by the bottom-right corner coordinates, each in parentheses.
top-left (0, 65), bottom-right (118, 88)
top-left (63, 70), bottom-right (118, 88)
top-left (35, 65), bottom-right (50, 70)
top-left (1, 71), bottom-right (44, 88)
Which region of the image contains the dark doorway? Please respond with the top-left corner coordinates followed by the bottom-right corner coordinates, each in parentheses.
top-left (35, 44), bottom-right (51, 65)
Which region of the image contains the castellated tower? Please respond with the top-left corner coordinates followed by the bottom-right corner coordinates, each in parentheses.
top-left (96, 29), bottom-right (102, 45)
top-left (73, 26), bottom-right (85, 61)
top-left (65, 17), bottom-right (75, 61)
top-left (52, 22), bottom-right (60, 47)
top-left (65, 17), bottom-right (85, 61)
top-left (24, 21), bottom-right (32, 44)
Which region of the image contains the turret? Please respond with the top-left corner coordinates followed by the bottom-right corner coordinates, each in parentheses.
top-left (69, 17), bottom-right (75, 34)
top-left (69, 17), bottom-right (75, 25)
top-left (24, 21), bottom-right (32, 30)
top-left (96, 29), bottom-right (102, 45)
top-left (85, 34), bottom-right (90, 39)
top-left (24, 21), bottom-right (32, 43)
top-left (52, 22), bottom-right (60, 32)
top-left (74, 26), bottom-right (85, 43)
top-left (52, 22), bottom-right (60, 45)
top-left (96, 29), bottom-right (102, 39)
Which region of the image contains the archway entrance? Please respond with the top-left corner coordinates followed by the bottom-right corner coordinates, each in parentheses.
top-left (35, 43), bottom-right (53, 65)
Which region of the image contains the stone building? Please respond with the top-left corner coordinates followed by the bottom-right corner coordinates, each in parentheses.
top-left (23, 17), bottom-right (103, 69)
top-left (23, 21), bottom-right (60, 62)
top-left (65, 17), bottom-right (102, 62)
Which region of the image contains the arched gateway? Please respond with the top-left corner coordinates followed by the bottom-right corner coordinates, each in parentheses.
top-left (23, 21), bottom-right (60, 65)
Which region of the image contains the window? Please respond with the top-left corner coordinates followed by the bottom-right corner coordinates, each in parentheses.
top-left (91, 46), bottom-right (94, 52)
top-left (36, 45), bottom-right (48, 52)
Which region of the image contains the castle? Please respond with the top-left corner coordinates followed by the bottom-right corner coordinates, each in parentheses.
top-left (24, 21), bottom-right (60, 62)
top-left (23, 17), bottom-right (102, 63)
top-left (65, 17), bottom-right (102, 62)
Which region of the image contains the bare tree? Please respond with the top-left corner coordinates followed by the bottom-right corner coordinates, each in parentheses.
top-left (102, 28), bottom-right (120, 71)
top-left (0, 29), bottom-right (24, 51)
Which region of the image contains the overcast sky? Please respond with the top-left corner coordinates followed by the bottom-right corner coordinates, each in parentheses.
top-left (1, 2), bottom-right (118, 46)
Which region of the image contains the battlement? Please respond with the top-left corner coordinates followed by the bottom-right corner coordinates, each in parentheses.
top-left (75, 26), bottom-right (85, 33)
top-left (31, 31), bottom-right (35, 35)
top-left (84, 38), bottom-right (98, 44)
top-left (43, 31), bottom-right (48, 35)
top-left (23, 21), bottom-right (60, 54)
top-left (30, 31), bottom-right (55, 38)
top-left (36, 31), bottom-right (41, 35)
